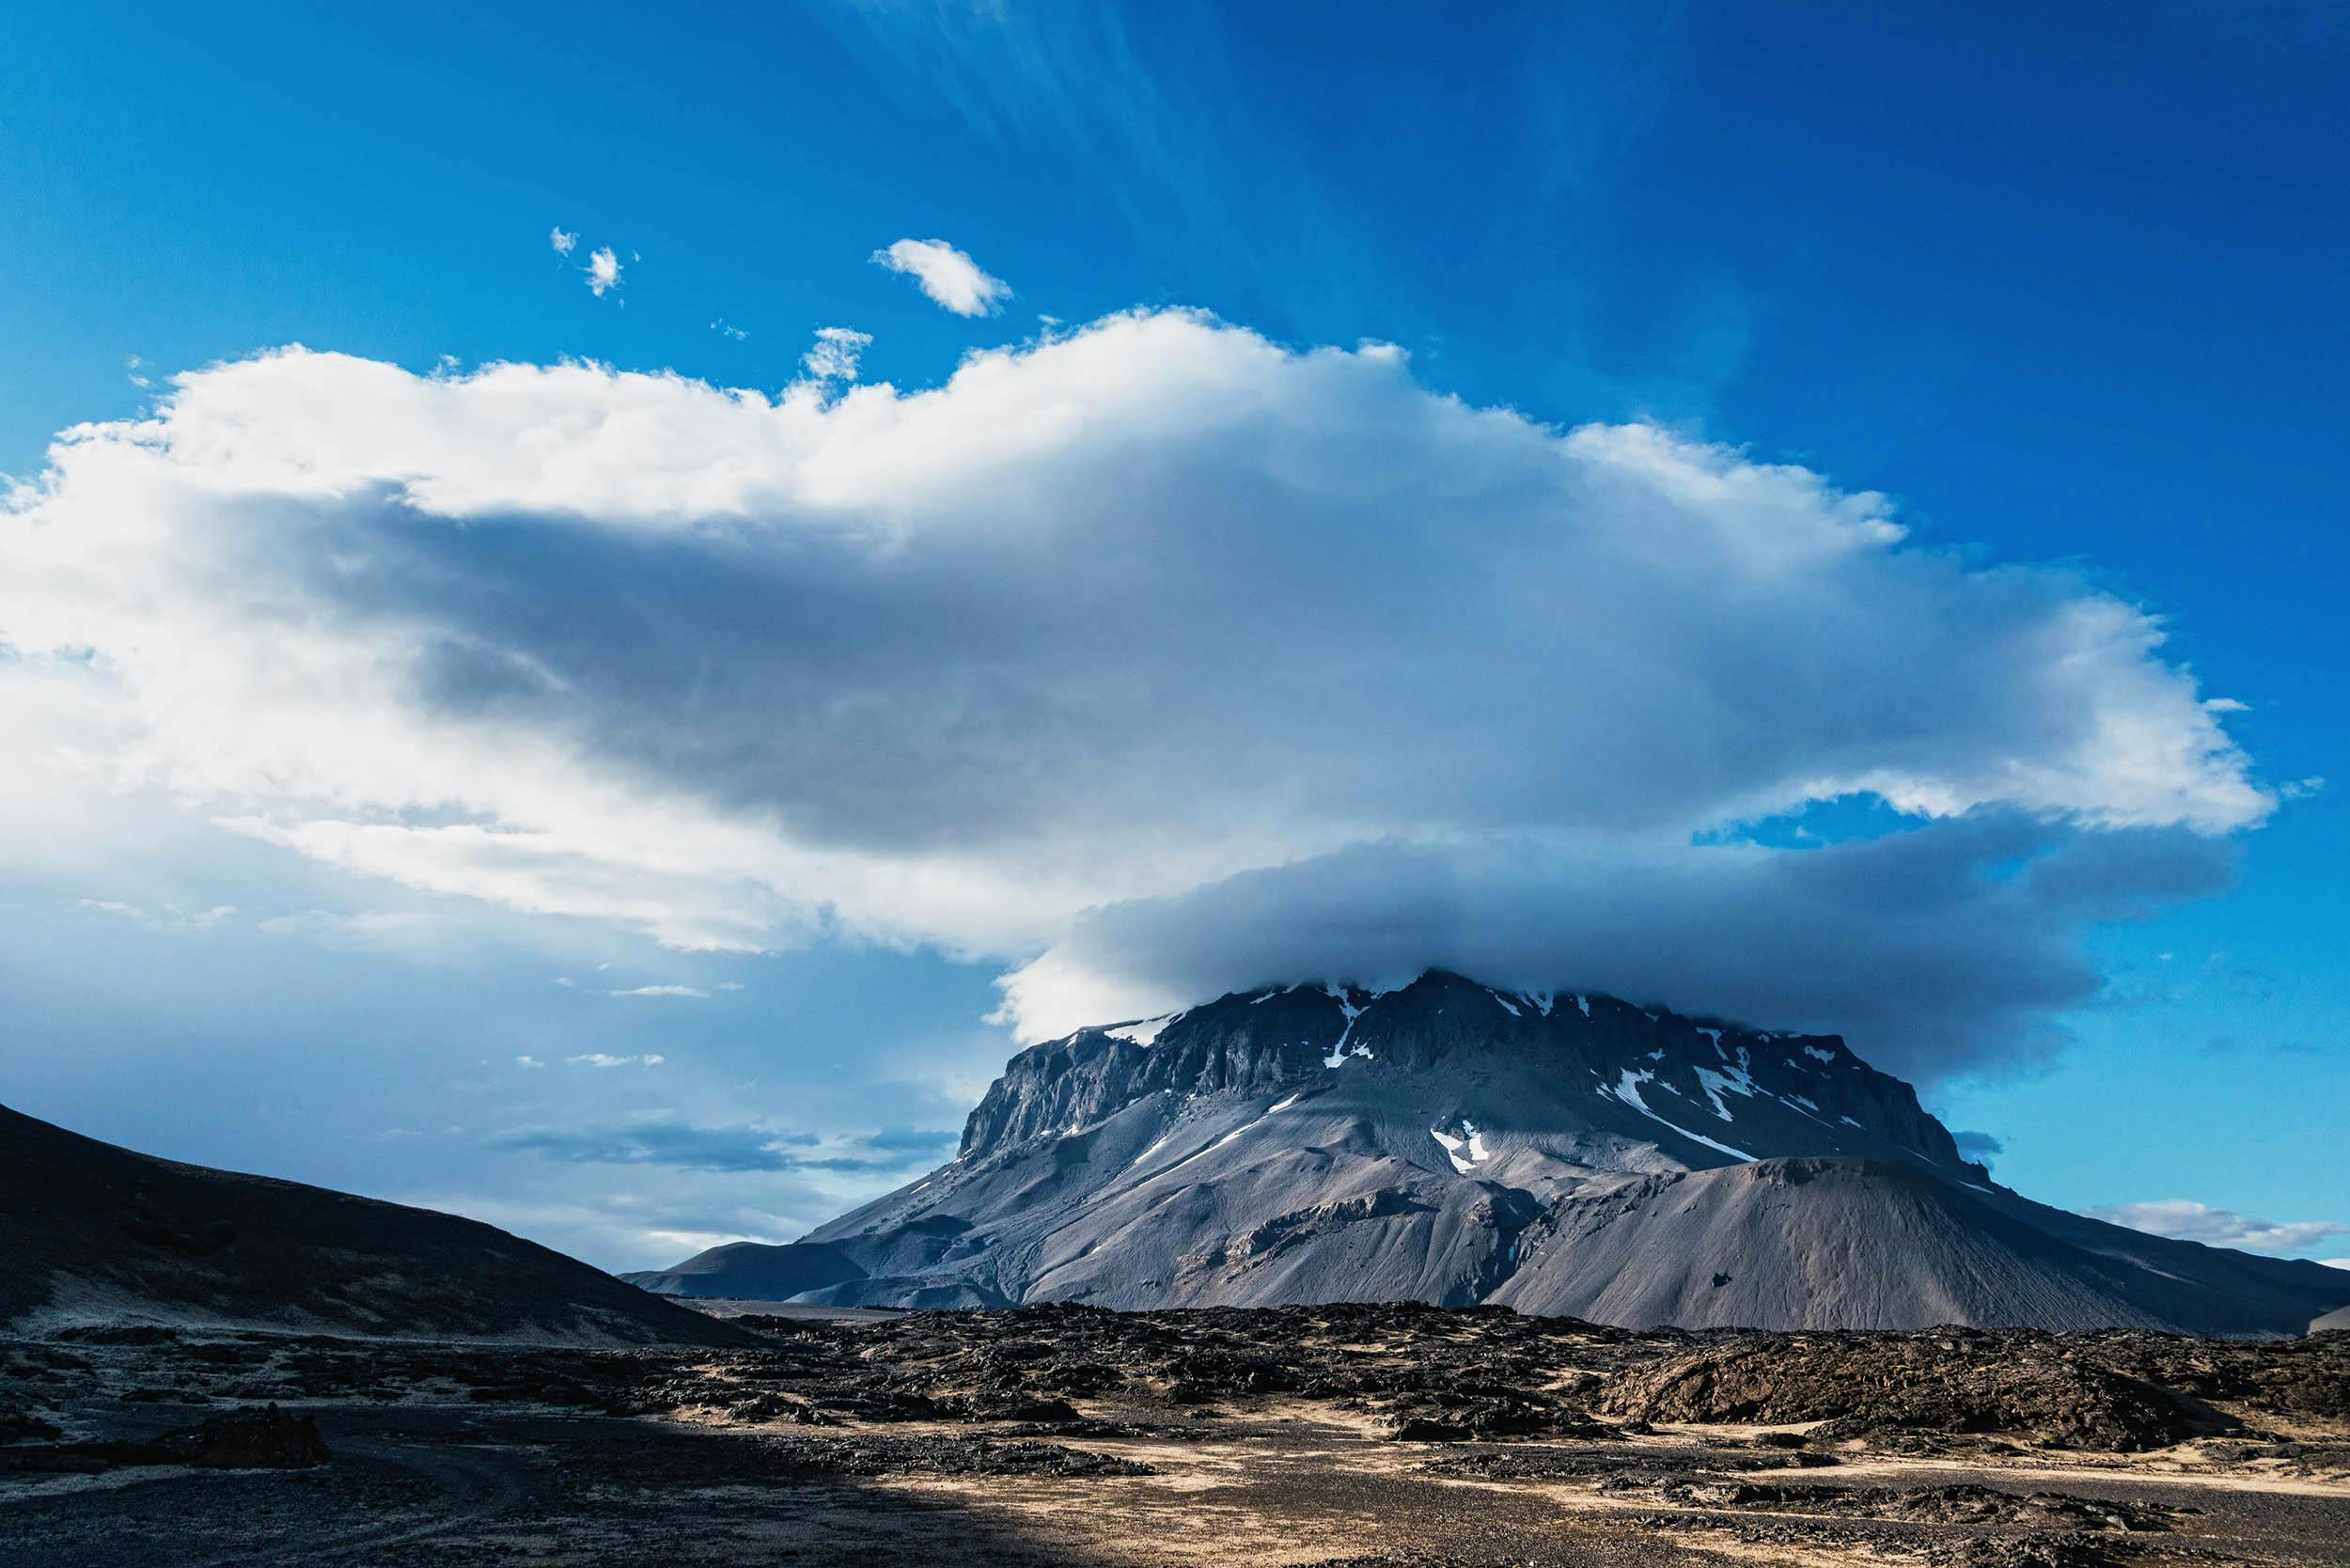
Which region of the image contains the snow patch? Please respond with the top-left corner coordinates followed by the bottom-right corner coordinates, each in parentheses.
top-left (1104, 1013), bottom-right (1176, 1046)
top-left (1322, 985), bottom-right (1374, 1068)
top-left (1430, 1119), bottom-right (1490, 1175)
top-left (1522, 990), bottom-right (1555, 1017)
top-left (1803, 1045), bottom-right (1836, 1065)
top-left (1574, 994), bottom-right (1591, 1018)
top-left (1605, 1069), bottom-right (1755, 1161)
top-left (1267, 1092), bottom-right (1301, 1114)
top-left (1692, 1056), bottom-right (1757, 1121)
top-left (1486, 989), bottom-right (1522, 1017)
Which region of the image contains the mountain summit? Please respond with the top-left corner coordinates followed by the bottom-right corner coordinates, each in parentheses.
top-left (630, 971), bottom-right (2348, 1333)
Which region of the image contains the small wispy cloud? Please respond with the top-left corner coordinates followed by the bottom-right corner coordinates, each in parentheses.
top-left (258, 909), bottom-right (440, 951)
top-left (549, 225), bottom-right (578, 257)
top-left (494, 1118), bottom-right (955, 1174)
top-left (606, 984), bottom-right (708, 999)
top-left (76, 898), bottom-right (235, 931)
top-left (566, 1052), bottom-right (666, 1068)
top-left (710, 319), bottom-right (748, 341)
top-left (586, 246), bottom-right (623, 298)
top-left (802, 325), bottom-right (871, 382)
top-left (2091, 1200), bottom-right (2347, 1253)
top-left (870, 238), bottom-right (1010, 316)
top-left (515, 1055), bottom-right (545, 1069)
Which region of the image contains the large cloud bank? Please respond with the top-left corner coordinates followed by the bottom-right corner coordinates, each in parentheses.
top-left (1, 310), bottom-right (2269, 1076)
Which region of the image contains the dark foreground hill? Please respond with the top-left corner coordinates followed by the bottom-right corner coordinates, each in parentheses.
top-left (0, 1102), bottom-right (750, 1346)
top-left (630, 971), bottom-right (2350, 1334)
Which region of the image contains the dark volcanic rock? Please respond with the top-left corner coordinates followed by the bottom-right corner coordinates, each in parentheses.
top-left (567, 1428), bottom-right (1152, 1483)
top-left (1650, 1479), bottom-right (2176, 1532)
top-left (1596, 1333), bottom-right (2221, 1451)
top-left (2078, 1327), bottom-right (2350, 1420)
top-left (153, 1405), bottom-right (333, 1468)
top-left (0, 1403), bottom-right (330, 1474)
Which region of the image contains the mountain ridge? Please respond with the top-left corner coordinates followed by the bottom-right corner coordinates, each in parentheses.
top-left (0, 1101), bottom-right (756, 1347)
top-left (628, 971), bottom-right (2350, 1335)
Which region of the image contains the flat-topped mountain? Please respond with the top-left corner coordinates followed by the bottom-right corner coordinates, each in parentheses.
top-left (0, 1102), bottom-right (753, 1347)
top-left (630, 971), bottom-right (2350, 1334)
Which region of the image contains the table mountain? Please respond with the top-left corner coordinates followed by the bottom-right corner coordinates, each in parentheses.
top-left (630, 971), bottom-right (2348, 1334)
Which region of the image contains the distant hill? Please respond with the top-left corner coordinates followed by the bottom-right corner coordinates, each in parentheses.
top-left (629, 971), bottom-right (2350, 1335)
top-left (0, 1102), bottom-right (753, 1346)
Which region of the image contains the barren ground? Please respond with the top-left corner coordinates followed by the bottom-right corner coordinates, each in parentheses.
top-left (5, 1304), bottom-right (2345, 1567)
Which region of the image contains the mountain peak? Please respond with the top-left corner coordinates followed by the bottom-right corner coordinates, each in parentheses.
top-left (964, 971), bottom-right (1966, 1179)
top-left (626, 972), bottom-right (2348, 1334)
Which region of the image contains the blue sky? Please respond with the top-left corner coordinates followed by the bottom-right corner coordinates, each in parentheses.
top-left (1, 0), bottom-right (2342, 1270)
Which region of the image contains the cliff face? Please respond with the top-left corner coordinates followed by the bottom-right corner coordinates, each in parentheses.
top-left (959, 971), bottom-right (1966, 1174)
top-left (630, 971), bottom-right (2350, 1335)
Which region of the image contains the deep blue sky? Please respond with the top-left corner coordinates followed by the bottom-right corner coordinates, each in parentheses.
top-left (1, 1), bottom-right (2342, 1269)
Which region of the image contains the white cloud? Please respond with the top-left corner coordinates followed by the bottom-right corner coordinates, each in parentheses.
top-left (566, 1053), bottom-right (665, 1068)
top-left (585, 247), bottom-right (622, 297)
top-left (606, 983), bottom-right (709, 998)
top-left (76, 898), bottom-right (236, 931)
top-left (515, 1054), bottom-right (545, 1068)
top-left (870, 238), bottom-right (1010, 315)
top-left (258, 908), bottom-right (443, 950)
top-left (549, 226), bottom-right (578, 257)
top-left (711, 319), bottom-right (748, 341)
top-left (2323, 1259), bottom-right (2350, 1271)
top-left (802, 325), bottom-right (871, 383)
top-left (0, 310), bottom-right (2275, 1076)
top-left (2091, 1200), bottom-right (2347, 1253)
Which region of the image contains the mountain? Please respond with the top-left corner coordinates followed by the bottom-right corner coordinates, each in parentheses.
top-left (0, 1102), bottom-right (753, 1346)
top-left (628, 972), bottom-right (2350, 1335)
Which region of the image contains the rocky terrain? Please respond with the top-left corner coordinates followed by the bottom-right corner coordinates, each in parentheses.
top-left (4, 1304), bottom-right (2346, 1565)
top-left (0, 1102), bottom-right (751, 1348)
top-left (631, 973), bottom-right (2350, 1334)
